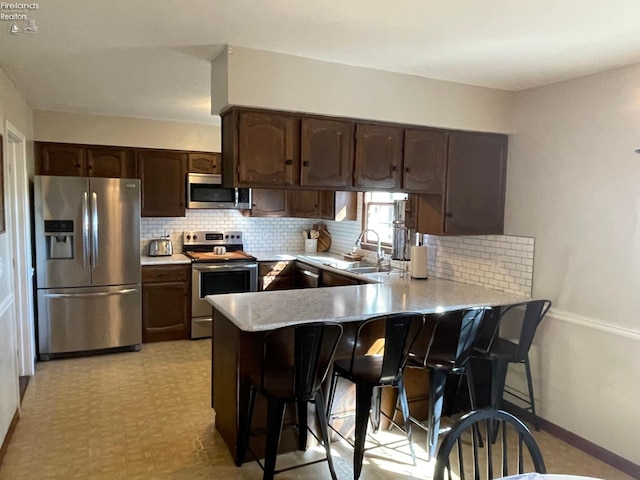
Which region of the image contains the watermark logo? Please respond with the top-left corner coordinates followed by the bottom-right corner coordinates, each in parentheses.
top-left (1, 2), bottom-right (39, 34)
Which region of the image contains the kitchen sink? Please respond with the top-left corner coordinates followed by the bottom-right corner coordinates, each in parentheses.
top-left (346, 266), bottom-right (379, 274)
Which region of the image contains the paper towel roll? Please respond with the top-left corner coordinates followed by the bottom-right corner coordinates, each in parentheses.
top-left (410, 246), bottom-right (428, 279)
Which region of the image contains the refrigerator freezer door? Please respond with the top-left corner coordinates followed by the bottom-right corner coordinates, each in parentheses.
top-left (37, 285), bottom-right (141, 356)
top-left (34, 176), bottom-right (91, 289)
top-left (89, 178), bottom-right (141, 286)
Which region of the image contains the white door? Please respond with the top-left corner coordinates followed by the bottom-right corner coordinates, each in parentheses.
top-left (5, 122), bottom-right (35, 376)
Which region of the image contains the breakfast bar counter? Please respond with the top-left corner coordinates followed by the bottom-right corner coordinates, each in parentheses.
top-left (207, 275), bottom-right (526, 463)
top-left (208, 276), bottom-right (526, 332)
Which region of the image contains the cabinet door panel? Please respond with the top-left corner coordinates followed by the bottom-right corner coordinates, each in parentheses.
top-left (258, 261), bottom-right (294, 291)
top-left (288, 190), bottom-right (320, 218)
top-left (403, 128), bottom-right (446, 193)
top-left (138, 150), bottom-right (187, 217)
top-left (354, 124), bottom-right (403, 189)
top-left (87, 147), bottom-right (136, 178)
top-left (445, 132), bottom-right (507, 234)
top-left (320, 270), bottom-right (361, 287)
top-left (238, 112), bottom-right (298, 186)
top-left (142, 281), bottom-right (190, 342)
top-left (36, 143), bottom-right (85, 176)
top-left (188, 152), bottom-right (221, 174)
top-left (251, 189), bottom-right (287, 217)
top-left (319, 191), bottom-right (357, 221)
top-left (300, 118), bottom-right (353, 188)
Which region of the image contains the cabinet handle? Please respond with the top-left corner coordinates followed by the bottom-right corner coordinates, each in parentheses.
top-left (285, 159), bottom-right (293, 165)
top-left (446, 212), bottom-right (454, 218)
top-left (405, 167), bottom-right (411, 173)
top-left (392, 165), bottom-right (399, 172)
top-left (303, 161), bottom-right (310, 167)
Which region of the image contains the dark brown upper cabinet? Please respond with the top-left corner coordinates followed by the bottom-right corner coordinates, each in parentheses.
top-left (236, 111), bottom-right (299, 186)
top-left (251, 189), bottom-right (357, 221)
top-left (319, 191), bottom-right (357, 221)
top-left (354, 123), bottom-right (403, 190)
top-left (410, 131), bottom-right (508, 235)
top-left (36, 142), bottom-right (136, 179)
top-left (87, 146), bottom-right (137, 178)
top-left (288, 190), bottom-right (321, 218)
top-left (138, 149), bottom-right (187, 217)
top-left (250, 189), bottom-right (288, 217)
top-left (188, 152), bottom-right (221, 174)
top-left (445, 132), bottom-right (507, 234)
top-left (300, 117), bottom-right (354, 188)
top-left (403, 128), bottom-right (447, 194)
top-left (36, 143), bottom-right (85, 176)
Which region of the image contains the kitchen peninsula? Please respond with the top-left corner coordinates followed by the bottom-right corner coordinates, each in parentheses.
top-left (206, 260), bottom-right (527, 462)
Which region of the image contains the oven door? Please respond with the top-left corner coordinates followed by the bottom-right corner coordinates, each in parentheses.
top-left (191, 262), bottom-right (258, 330)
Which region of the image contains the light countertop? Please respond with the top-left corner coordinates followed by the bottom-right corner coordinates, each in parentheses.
top-left (207, 275), bottom-right (527, 332)
top-left (140, 254), bottom-right (191, 266)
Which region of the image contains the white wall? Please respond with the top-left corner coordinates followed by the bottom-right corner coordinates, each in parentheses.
top-left (34, 110), bottom-right (221, 151)
top-left (0, 64), bottom-right (33, 451)
top-left (506, 62), bottom-right (640, 465)
top-left (212, 46), bottom-right (515, 134)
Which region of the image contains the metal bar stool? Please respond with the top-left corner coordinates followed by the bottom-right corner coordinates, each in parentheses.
top-left (327, 312), bottom-right (424, 480)
top-left (472, 299), bottom-right (552, 430)
top-left (396, 307), bottom-right (489, 460)
top-left (237, 321), bottom-right (343, 480)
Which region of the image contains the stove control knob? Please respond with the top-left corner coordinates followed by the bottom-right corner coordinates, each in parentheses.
top-left (186, 235), bottom-right (191, 240)
top-left (193, 235), bottom-right (198, 240)
top-left (225, 234), bottom-right (229, 239)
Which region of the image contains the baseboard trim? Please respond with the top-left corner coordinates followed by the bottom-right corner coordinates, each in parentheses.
top-left (19, 376), bottom-right (30, 403)
top-left (503, 401), bottom-right (640, 479)
top-left (539, 417), bottom-right (640, 479)
top-left (0, 409), bottom-right (19, 468)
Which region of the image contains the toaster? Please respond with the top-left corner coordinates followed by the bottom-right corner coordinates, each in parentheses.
top-left (148, 238), bottom-right (173, 257)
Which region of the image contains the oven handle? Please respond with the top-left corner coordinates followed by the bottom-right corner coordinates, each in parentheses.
top-left (193, 263), bottom-right (258, 272)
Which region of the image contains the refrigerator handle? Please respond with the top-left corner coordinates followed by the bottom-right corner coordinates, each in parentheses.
top-left (82, 192), bottom-right (90, 269)
top-left (43, 288), bottom-right (138, 299)
top-left (91, 191), bottom-right (99, 268)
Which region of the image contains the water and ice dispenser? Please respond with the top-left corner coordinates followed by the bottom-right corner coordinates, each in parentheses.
top-left (44, 220), bottom-right (74, 259)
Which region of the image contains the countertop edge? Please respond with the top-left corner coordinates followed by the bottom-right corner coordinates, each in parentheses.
top-left (140, 254), bottom-right (192, 265)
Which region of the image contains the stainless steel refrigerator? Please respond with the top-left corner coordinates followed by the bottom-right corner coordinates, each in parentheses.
top-left (34, 176), bottom-right (142, 360)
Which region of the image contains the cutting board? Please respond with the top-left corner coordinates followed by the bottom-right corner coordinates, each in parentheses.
top-left (316, 224), bottom-right (331, 252)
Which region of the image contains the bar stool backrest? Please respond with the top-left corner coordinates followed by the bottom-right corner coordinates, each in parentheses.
top-left (486, 300), bottom-right (551, 362)
top-left (453, 308), bottom-right (489, 370)
top-left (348, 312), bottom-right (424, 384)
top-left (261, 322), bottom-right (343, 400)
top-left (413, 307), bottom-right (489, 371)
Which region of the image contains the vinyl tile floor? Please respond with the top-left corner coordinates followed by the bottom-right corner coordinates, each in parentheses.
top-left (0, 340), bottom-right (633, 480)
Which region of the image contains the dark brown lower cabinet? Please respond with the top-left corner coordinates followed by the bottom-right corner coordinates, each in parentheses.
top-left (142, 264), bottom-right (191, 342)
top-left (320, 269), bottom-right (362, 287)
top-left (258, 261), bottom-right (294, 290)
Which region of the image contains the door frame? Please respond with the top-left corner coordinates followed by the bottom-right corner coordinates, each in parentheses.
top-left (5, 121), bottom-right (35, 376)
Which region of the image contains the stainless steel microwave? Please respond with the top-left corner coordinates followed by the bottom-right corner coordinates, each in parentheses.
top-left (186, 173), bottom-right (251, 209)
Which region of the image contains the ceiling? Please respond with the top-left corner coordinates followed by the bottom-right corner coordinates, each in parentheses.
top-left (1, 0), bottom-right (640, 125)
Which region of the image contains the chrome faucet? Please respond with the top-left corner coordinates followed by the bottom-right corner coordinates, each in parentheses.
top-left (354, 229), bottom-right (385, 268)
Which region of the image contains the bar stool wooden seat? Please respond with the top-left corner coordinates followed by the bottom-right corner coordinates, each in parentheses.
top-left (327, 312), bottom-right (424, 480)
top-left (237, 321), bottom-right (343, 480)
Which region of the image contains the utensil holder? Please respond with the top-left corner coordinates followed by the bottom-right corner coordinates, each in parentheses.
top-left (304, 239), bottom-right (318, 252)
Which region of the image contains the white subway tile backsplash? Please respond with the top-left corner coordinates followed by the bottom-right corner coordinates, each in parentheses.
top-left (142, 207), bottom-right (534, 296)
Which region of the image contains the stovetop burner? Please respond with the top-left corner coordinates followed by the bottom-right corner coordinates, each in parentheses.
top-left (182, 231), bottom-right (256, 263)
